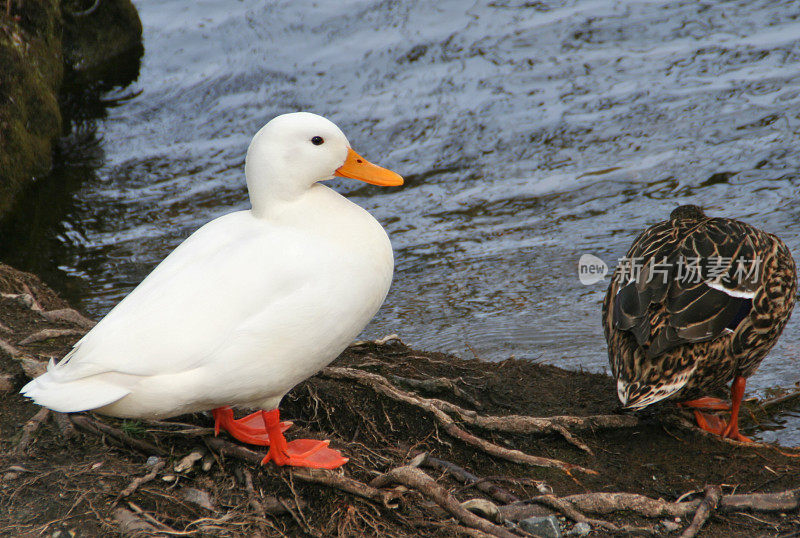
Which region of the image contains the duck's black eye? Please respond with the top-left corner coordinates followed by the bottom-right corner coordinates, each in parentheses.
top-left (311, 136), bottom-right (324, 146)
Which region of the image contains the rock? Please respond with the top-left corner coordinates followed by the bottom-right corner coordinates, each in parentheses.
top-left (62, 0), bottom-right (143, 75)
top-left (145, 456), bottom-right (162, 467)
top-left (661, 519), bottom-right (681, 532)
top-left (181, 487), bottom-right (216, 511)
top-left (520, 515), bottom-right (562, 538)
top-left (500, 502), bottom-right (555, 521)
top-left (568, 521), bottom-right (591, 536)
top-left (461, 498), bottom-right (503, 524)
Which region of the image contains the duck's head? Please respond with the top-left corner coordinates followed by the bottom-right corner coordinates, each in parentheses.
top-left (245, 112), bottom-right (403, 214)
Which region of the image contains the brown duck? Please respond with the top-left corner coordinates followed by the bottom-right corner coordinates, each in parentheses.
top-left (603, 205), bottom-right (797, 441)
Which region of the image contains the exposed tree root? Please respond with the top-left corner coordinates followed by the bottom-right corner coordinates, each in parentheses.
top-left (111, 507), bottom-right (164, 536)
top-left (18, 328), bottom-right (85, 345)
top-left (69, 414), bottom-right (165, 456)
top-left (416, 453), bottom-right (520, 505)
top-left (529, 494), bottom-right (655, 535)
top-left (14, 407), bottom-right (50, 454)
top-left (322, 366), bottom-right (597, 474)
top-left (388, 373), bottom-right (483, 409)
top-left (680, 486), bottom-right (721, 538)
top-left (204, 437), bottom-right (400, 508)
top-left (52, 411), bottom-right (79, 440)
top-left (370, 465), bottom-right (520, 538)
top-left (116, 460), bottom-right (166, 500)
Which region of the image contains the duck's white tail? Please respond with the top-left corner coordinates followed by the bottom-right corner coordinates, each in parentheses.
top-left (21, 371), bottom-right (130, 413)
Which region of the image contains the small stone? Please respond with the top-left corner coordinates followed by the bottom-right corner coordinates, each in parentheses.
top-left (146, 456), bottom-right (161, 467)
top-left (161, 474), bottom-right (176, 482)
top-left (3, 472), bottom-right (20, 481)
top-left (461, 498), bottom-right (503, 524)
top-left (568, 522), bottom-right (591, 536)
top-left (661, 519), bottom-right (680, 532)
top-left (181, 487), bottom-right (215, 511)
top-left (520, 515), bottom-right (562, 538)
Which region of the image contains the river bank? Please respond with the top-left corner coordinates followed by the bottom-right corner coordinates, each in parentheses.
top-left (0, 263), bottom-right (799, 537)
top-left (0, 0), bottom-right (141, 217)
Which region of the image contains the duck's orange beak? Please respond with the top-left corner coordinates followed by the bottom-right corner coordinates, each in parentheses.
top-left (334, 148), bottom-right (403, 187)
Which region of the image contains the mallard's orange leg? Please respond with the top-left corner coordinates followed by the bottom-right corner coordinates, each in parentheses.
top-left (678, 396), bottom-right (731, 411)
top-left (720, 376), bottom-right (751, 442)
top-left (687, 377), bottom-right (751, 442)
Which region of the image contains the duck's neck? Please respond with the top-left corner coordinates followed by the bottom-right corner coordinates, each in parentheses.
top-left (245, 160), bottom-right (315, 218)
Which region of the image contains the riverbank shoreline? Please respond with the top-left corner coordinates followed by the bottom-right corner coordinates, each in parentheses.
top-left (0, 262), bottom-right (799, 537)
top-left (0, 0), bottom-right (142, 218)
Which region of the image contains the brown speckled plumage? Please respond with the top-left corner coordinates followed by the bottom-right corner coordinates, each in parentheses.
top-left (603, 205), bottom-right (797, 410)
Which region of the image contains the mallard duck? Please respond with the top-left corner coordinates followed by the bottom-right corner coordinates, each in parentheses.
top-left (21, 112), bottom-right (403, 468)
top-left (603, 204), bottom-right (797, 441)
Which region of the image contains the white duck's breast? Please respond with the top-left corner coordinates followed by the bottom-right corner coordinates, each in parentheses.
top-left (42, 185), bottom-right (394, 418)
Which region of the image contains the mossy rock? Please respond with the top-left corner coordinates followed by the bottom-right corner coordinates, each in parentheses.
top-left (0, 0), bottom-right (63, 217)
top-left (0, 0), bottom-right (143, 219)
top-left (61, 0), bottom-right (143, 74)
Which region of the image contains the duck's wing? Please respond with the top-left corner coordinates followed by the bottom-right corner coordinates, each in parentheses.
top-left (613, 217), bottom-right (760, 358)
top-left (37, 212), bottom-right (314, 383)
top-left (605, 217), bottom-right (764, 407)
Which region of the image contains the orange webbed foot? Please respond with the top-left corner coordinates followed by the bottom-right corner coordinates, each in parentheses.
top-left (212, 407), bottom-right (292, 446)
top-left (693, 410), bottom-right (727, 434)
top-left (261, 439), bottom-right (349, 469)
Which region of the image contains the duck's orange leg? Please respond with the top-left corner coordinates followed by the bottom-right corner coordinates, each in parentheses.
top-left (260, 409), bottom-right (348, 469)
top-left (686, 377), bottom-right (751, 442)
top-left (678, 396), bottom-right (731, 411)
top-left (212, 406), bottom-right (291, 446)
top-left (720, 376), bottom-right (751, 442)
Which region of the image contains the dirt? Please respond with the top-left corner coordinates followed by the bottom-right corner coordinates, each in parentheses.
top-left (0, 263), bottom-right (799, 537)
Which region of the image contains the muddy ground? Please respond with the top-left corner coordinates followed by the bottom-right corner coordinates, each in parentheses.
top-left (0, 263), bottom-right (799, 537)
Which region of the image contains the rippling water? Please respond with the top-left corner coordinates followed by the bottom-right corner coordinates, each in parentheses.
top-left (2, 0), bottom-right (800, 442)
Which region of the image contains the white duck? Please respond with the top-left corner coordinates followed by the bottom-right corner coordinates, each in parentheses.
top-left (22, 112), bottom-right (403, 469)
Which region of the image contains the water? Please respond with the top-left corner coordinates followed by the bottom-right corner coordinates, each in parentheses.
top-left (2, 0), bottom-right (800, 443)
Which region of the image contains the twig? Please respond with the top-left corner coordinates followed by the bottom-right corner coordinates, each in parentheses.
top-left (242, 467), bottom-right (269, 535)
top-left (419, 454), bottom-right (519, 504)
top-left (14, 408), bottom-right (51, 454)
top-left (757, 389), bottom-right (800, 412)
top-left (322, 367), bottom-right (596, 474)
top-left (681, 486), bottom-right (721, 538)
top-left (70, 414), bottom-right (165, 456)
top-left (18, 328), bottom-right (84, 345)
top-left (370, 465), bottom-right (519, 538)
top-left (116, 460), bottom-right (166, 500)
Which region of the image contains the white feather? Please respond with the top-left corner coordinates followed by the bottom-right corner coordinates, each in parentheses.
top-left (706, 280), bottom-right (756, 299)
top-left (21, 113), bottom-right (397, 419)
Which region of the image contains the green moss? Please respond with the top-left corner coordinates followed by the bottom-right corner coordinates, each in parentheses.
top-left (0, 1), bottom-right (63, 217)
